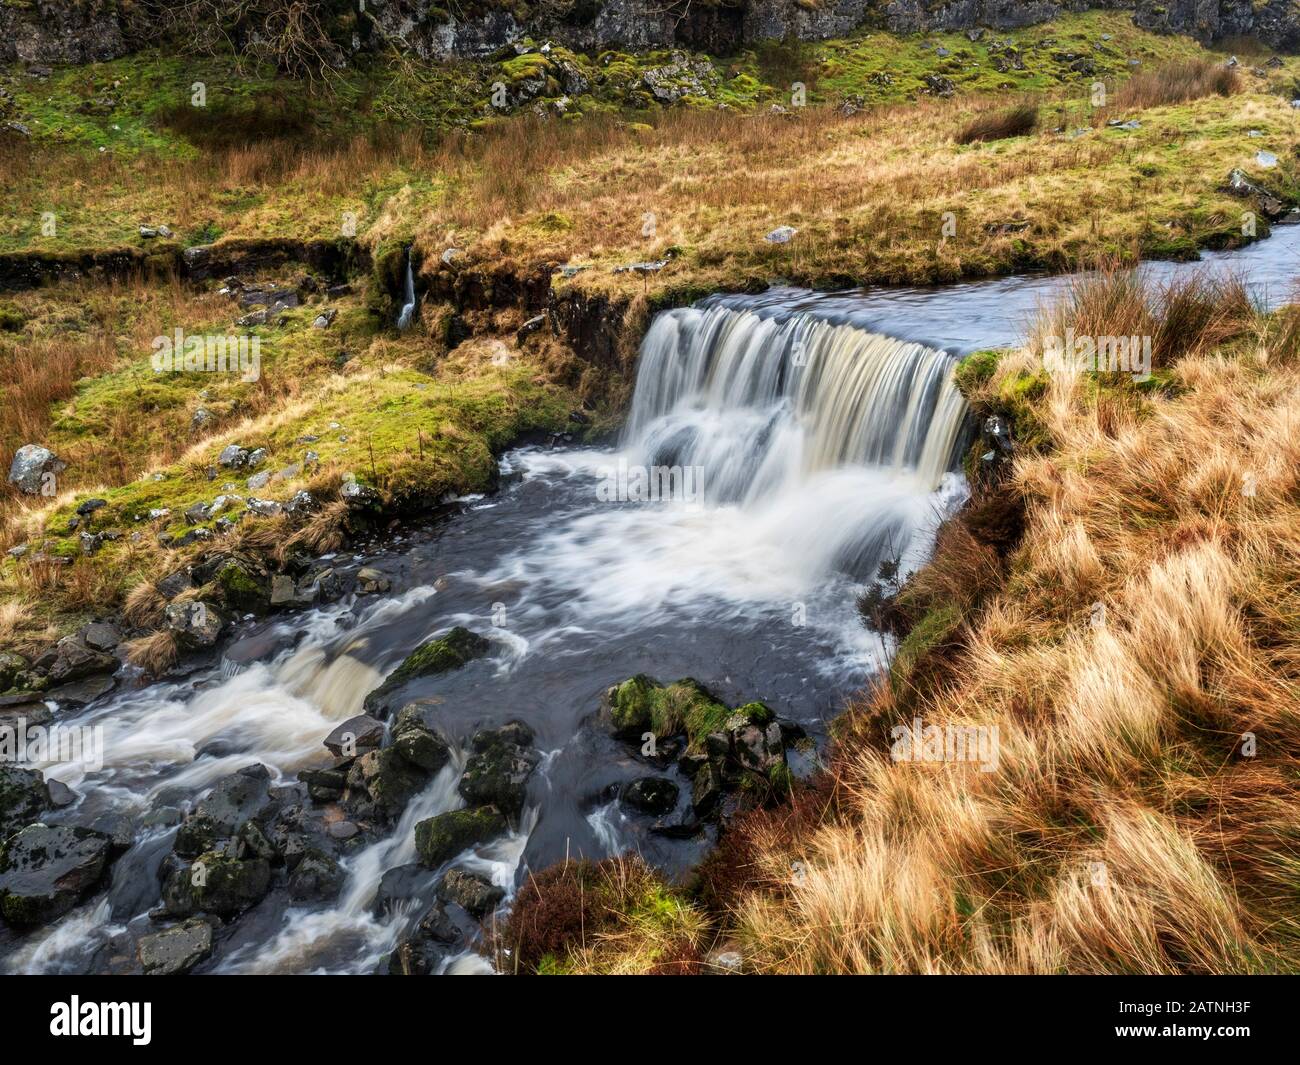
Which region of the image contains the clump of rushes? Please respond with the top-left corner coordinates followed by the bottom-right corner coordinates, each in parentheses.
top-left (956, 102), bottom-right (1038, 145)
top-left (123, 629), bottom-right (180, 675)
top-left (1111, 57), bottom-right (1241, 111)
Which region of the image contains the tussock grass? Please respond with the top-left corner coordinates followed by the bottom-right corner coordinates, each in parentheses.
top-left (956, 102), bottom-right (1038, 145)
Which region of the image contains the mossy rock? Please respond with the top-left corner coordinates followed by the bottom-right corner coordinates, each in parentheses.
top-left (163, 851), bottom-right (272, 917)
top-left (414, 806), bottom-right (507, 868)
top-left (214, 558), bottom-right (270, 613)
top-left (363, 626), bottom-right (491, 715)
top-left (605, 675), bottom-right (759, 753)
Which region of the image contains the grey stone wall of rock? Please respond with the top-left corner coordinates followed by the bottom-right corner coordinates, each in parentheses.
top-left (0, 0), bottom-right (130, 65)
top-left (4, 1), bottom-right (1300, 71)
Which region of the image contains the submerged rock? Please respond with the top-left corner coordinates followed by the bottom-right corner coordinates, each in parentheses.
top-left (362, 626), bottom-right (491, 715)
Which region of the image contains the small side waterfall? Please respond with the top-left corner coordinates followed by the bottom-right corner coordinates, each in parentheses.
top-left (396, 248), bottom-right (417, 330)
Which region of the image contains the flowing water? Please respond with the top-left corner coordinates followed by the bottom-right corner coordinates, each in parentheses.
top-left (396, 249), bottom-right (417, 331)
top-left (6, 226), bottom-right (1300, 974)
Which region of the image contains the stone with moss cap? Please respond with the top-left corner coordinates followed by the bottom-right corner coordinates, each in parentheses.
top-left (603, 675), bottom-right (770, 753)
top-left (414, 806), bottom-right (507, 868)
top-left (362, 626), bottom-right (491, 716)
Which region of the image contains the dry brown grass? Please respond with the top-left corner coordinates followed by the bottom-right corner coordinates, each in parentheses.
top-left (723, 274), bottom-right (1300, 975)
top-left (123, 628), bottom-right (180, 675)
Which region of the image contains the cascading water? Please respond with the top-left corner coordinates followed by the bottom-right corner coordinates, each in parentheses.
top-left (395, 248), bottom-right (417, 330)
top-left (1, 294), bottom-right (971, 976)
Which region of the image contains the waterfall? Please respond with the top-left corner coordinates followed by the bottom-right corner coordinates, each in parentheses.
top-left (396, 248), bottom-right (417, 330)
top-left (613, 300), bottom-right (970, 580)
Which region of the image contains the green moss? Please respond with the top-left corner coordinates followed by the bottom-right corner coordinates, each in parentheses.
top-left (414, 806), bottom-right (507, 867)
top-left (608, 675), bottom-right (770, 752)
top-left (953, 349), bottom-right (1000, 397)
top-left (891, 603), bottom-right (962, 697)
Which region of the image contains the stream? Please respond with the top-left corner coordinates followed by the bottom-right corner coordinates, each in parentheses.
top-left (5, 225), bottom-right (1300, 974)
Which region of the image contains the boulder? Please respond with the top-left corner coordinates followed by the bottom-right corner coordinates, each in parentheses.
top-left (174, 765), bottom-right (273, 857)
top-left (392, 702), bottom-right (451, 772)
top-left (344, 747), bottom-right (427, 821)
top-left (362, 626), bottom-right (491, 715)
top-left (0, 823), bottom-right (112, 926)
top-left (163, 600), bottom-right (225, 649)
top-left (620, 776), bottom-right (679, 816)
top-left (323, 714), bottom-right (384, 758)
top-left (458, 722), bottom-right (540, 817)
top-left (162, 851), bottom-right (272, 917)
top-left (0, 765), bottom-right (50, 839)
top-left (287, 849), bottom-right (345, 902)
top-left (437, 868), bottom-right (504, 918)
top-left (414, 807), bottom-right (507, 868)
top-left (33, 635), bottom-right (116, 685)
top-left (137, 918), bottom-right (214, 975)
top-left (7, 444), bottom-right (66, 495)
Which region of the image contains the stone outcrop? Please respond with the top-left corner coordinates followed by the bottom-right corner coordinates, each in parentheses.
top-left (7, 2), bottom-right (1300, 71)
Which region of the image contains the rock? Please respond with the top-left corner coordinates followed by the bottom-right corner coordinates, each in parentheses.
top-left (0, 824), bottom-right (112, 926)
top-left (620, 776), bottom-right (679, 816)
top-left (764, 225), bottom-right (798, 244)
top-left (458, 722), bottom-right (540, 818)
top-left (184, 501), bottom-right (212, 525)
top-left (327, 820), bottom-right (358, 841)
top-left (691, 762), bottom-right (724, 819)
top-left (516, 314), bottom-right (547, 344)
top-left (156, 569), bottom-right (194, 599)
top-left (437, 868), bottom-right (504, 918)
top-left (46, 674), bottom-right (117, 709)
top-left (345, 747), bottom-right (428, 820)
top-left (34, 635), bottom-right (117, 685)
top-left (213, 557), bottom-right (269, 613)
top-left (356, 566), bottom-right (391, 594)
top-left (414, 807), bottom-right (507, 868)
top-left (218, 444), bottom-right (249, 469)
top-left (7, 444), bottom-right (66, 495)
top-left (287, 849), bottom-right (345, 902)
top-left (0, 650), bottom-right (30, 690)
top-left (298, 767), bottom-right (347, 803)
top-left (79, 621), bottom-right (120, 652)
top-left (174, 765), bottom-right (273, 857)
top-left (162, 600), bottom-right (225, 649)
top-left (392, 702), bottom-right (451, 772)
top-left (372, 862), bottom-right (434, 917)
top-left (245, 497), bottom-right (282, 517)
top-left (363, 627), bottom-right (491, 715)
top-left (137, 917), bottom-right (214, 975)
top-left (162, 851), bottom-right (271, 917)
top-left (246, 471), bottom-right (271, 491)
top-left (312, 309), bottom-right (337, 329)
top-left (191, 408), bottom-right (214, 431)
top-left (0, 765), bottom-right (50, 839)
top-left (76, 498), bottom-right (107, 518)
top-left (341, 479), bottom-right (381, 509)
top-left (323, 714), bottom-right (384, 758)
top-left (388, 902), bottom-right (464, 974)
top-left (46, 779), bottom-right (77, 807)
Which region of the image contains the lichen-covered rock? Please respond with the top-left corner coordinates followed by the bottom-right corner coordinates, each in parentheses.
top-left (414, 806), bottom-right (507, 868)
top-left (392, 701), bottom-right (451, 772)
top-left (344, 747), bottom-right (428, 821)
top-left (458, 722), bottom-right (540, 818)
top-left (31, 635), bottom-right (116, 685)
top-left (163, 600), bottom-right (225, 649)
top-left (287, 849), bottom-right (345, 902)
top-left (7, 444), bottom-right (66, 495)
top-left (437, 868), bottom-right (504, 918)
top-left (137, 917), bottom-right (214, 975)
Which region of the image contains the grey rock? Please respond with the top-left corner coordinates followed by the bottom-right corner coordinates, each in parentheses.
top-left (7, 444), bottom-right (66, 495)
